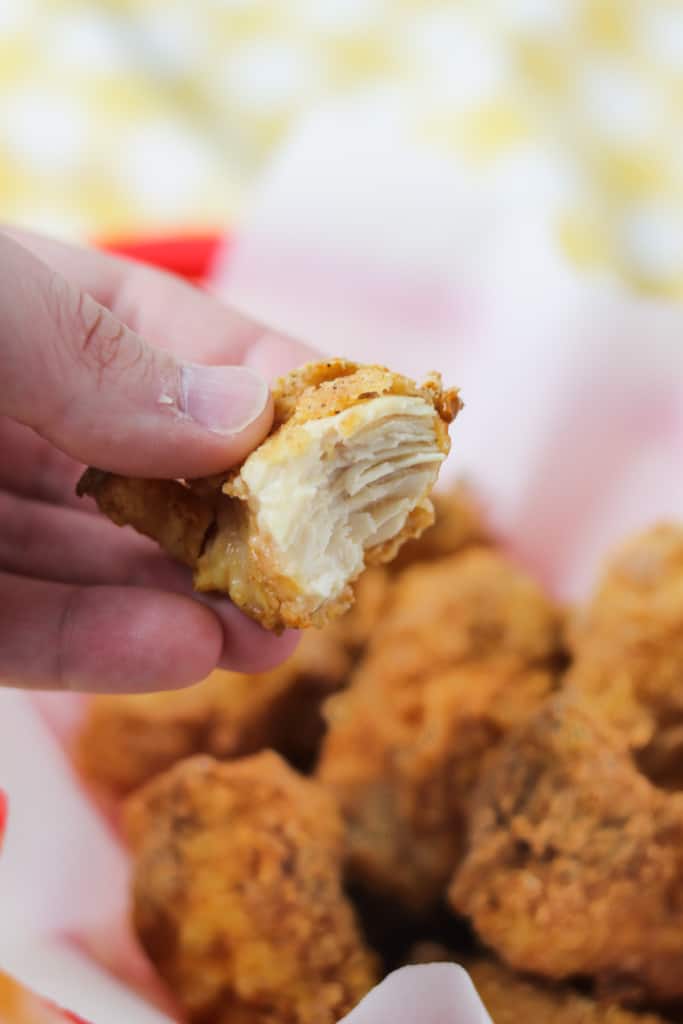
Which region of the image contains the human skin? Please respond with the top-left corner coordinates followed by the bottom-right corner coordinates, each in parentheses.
top-left (0, 227), bottom-right (313, 692)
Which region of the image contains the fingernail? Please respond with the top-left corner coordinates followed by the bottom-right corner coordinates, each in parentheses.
top-left (180, 364), bottom-right (269, 434)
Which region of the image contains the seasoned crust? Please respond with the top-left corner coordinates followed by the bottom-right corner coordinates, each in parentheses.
top-left (124, 753), bottom-right (378, 1024)
top-left (78, 360), bottom-right (459, 631)
top-left (345, 547), bottom-right (564, 689)
top-left (76, 471), bottom-right (214, 567)
top-left (449, 695), bottom-right (683, 1006)
top-left (270, 360), bottom-right (459, 433)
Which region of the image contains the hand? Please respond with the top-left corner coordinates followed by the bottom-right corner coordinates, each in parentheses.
top-left (0, 228), bottom-right (314, 693)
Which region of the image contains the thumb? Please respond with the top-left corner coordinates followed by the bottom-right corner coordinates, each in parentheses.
top-left (0, 233), bottom-right (272, 478)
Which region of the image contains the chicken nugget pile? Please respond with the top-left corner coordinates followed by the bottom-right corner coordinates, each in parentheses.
top-left (77, 496), bottom-right (683, 1022)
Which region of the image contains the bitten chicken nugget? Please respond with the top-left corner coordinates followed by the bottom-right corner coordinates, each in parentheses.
top-left (567, 524), bottom-right (683, 787)
top-left (124, 753), bottom-right (378, 1024)
top-left (78, 360), bottom-right (460, 631)
top-left (407, 949), bottom-right (668, 1024)
top-left (317, 548), bottom-right (563, 911)
top-left (450, 696), bottom-right (683, 1006)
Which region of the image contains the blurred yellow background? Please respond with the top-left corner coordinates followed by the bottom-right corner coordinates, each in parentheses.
top-left (1, 0), bottom-right (682, 295)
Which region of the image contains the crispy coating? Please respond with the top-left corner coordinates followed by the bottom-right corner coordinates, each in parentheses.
top-left (354, 547), bottom-right (562, 687)
top-left (77, 569), bottom-right (389, 798)
top-left (268, 360), bottom-right (458, 429)
top-left (317, 549), bottom-right (563, 910)
top-left (450, 696), bottom-right (683, 1006)
top-left (76, 472), bottom-right (214, 567)
top-left (407, 949), bottom-right (668, 1024)
top-left (124, 753), bottom-right (378, 1024)
top-left (390, 482), bottom-right (491, 572)
top-left (466, 960), bottom-right (668, 1024)
top-left (566, 525), bottom-right (683, 788)
top-left (78, 360), bottom-right (459, 631)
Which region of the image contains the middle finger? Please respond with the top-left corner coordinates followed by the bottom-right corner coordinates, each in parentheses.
top-left (0, 488), bottom-right (189, 588)
top-left (0, 489), bottom-right (300, 673)
top-left (0, 416), bottom-right (93, 511)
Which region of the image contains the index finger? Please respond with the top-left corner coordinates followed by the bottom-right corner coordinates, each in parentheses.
top-left (2, 225), bottom-right (318, 372)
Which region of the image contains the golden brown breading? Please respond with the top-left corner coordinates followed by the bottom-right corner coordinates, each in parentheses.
top-left (124, 752), bottom-right (378, 1024)
top-left (566, 524), bottom-right (683, 787)
top-left (407, 949), bottom-right (668, 1024)
top-left (78, 360), bottom-right (460, 631)
top-left (355, 547), bottom-right (562, 687)
top-left (389, 482), bottom-right (491, 572)
top-left (267, 359), bottom-right (457, 428)
top-left (317, 549), bottom-right (563, 911)
top-left (75, 472), bottom-right (214, 568)
top-left (449, 695), bottom-right (683, 1006)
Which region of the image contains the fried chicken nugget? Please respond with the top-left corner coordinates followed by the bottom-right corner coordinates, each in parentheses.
top-left (567, 524), bottom-right (683, 787)
top-left (78, 361), bottom-right (459, 631)
top-left (317, 549), bottom-right (563, 911)
top-left (344, 547), bottom-right (562, 687)
top-left (408, 948), bottom-right (668, 1024)
top-left (450, 696), bottom-right (683, 1006)
top-left (124, 752), bottom-right (378, 1024)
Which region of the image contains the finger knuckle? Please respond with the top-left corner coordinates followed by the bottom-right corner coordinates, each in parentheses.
top-left (46, 273), bottom-right (138, 381)
top-left (73, 291), bottom-right (127, 376)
